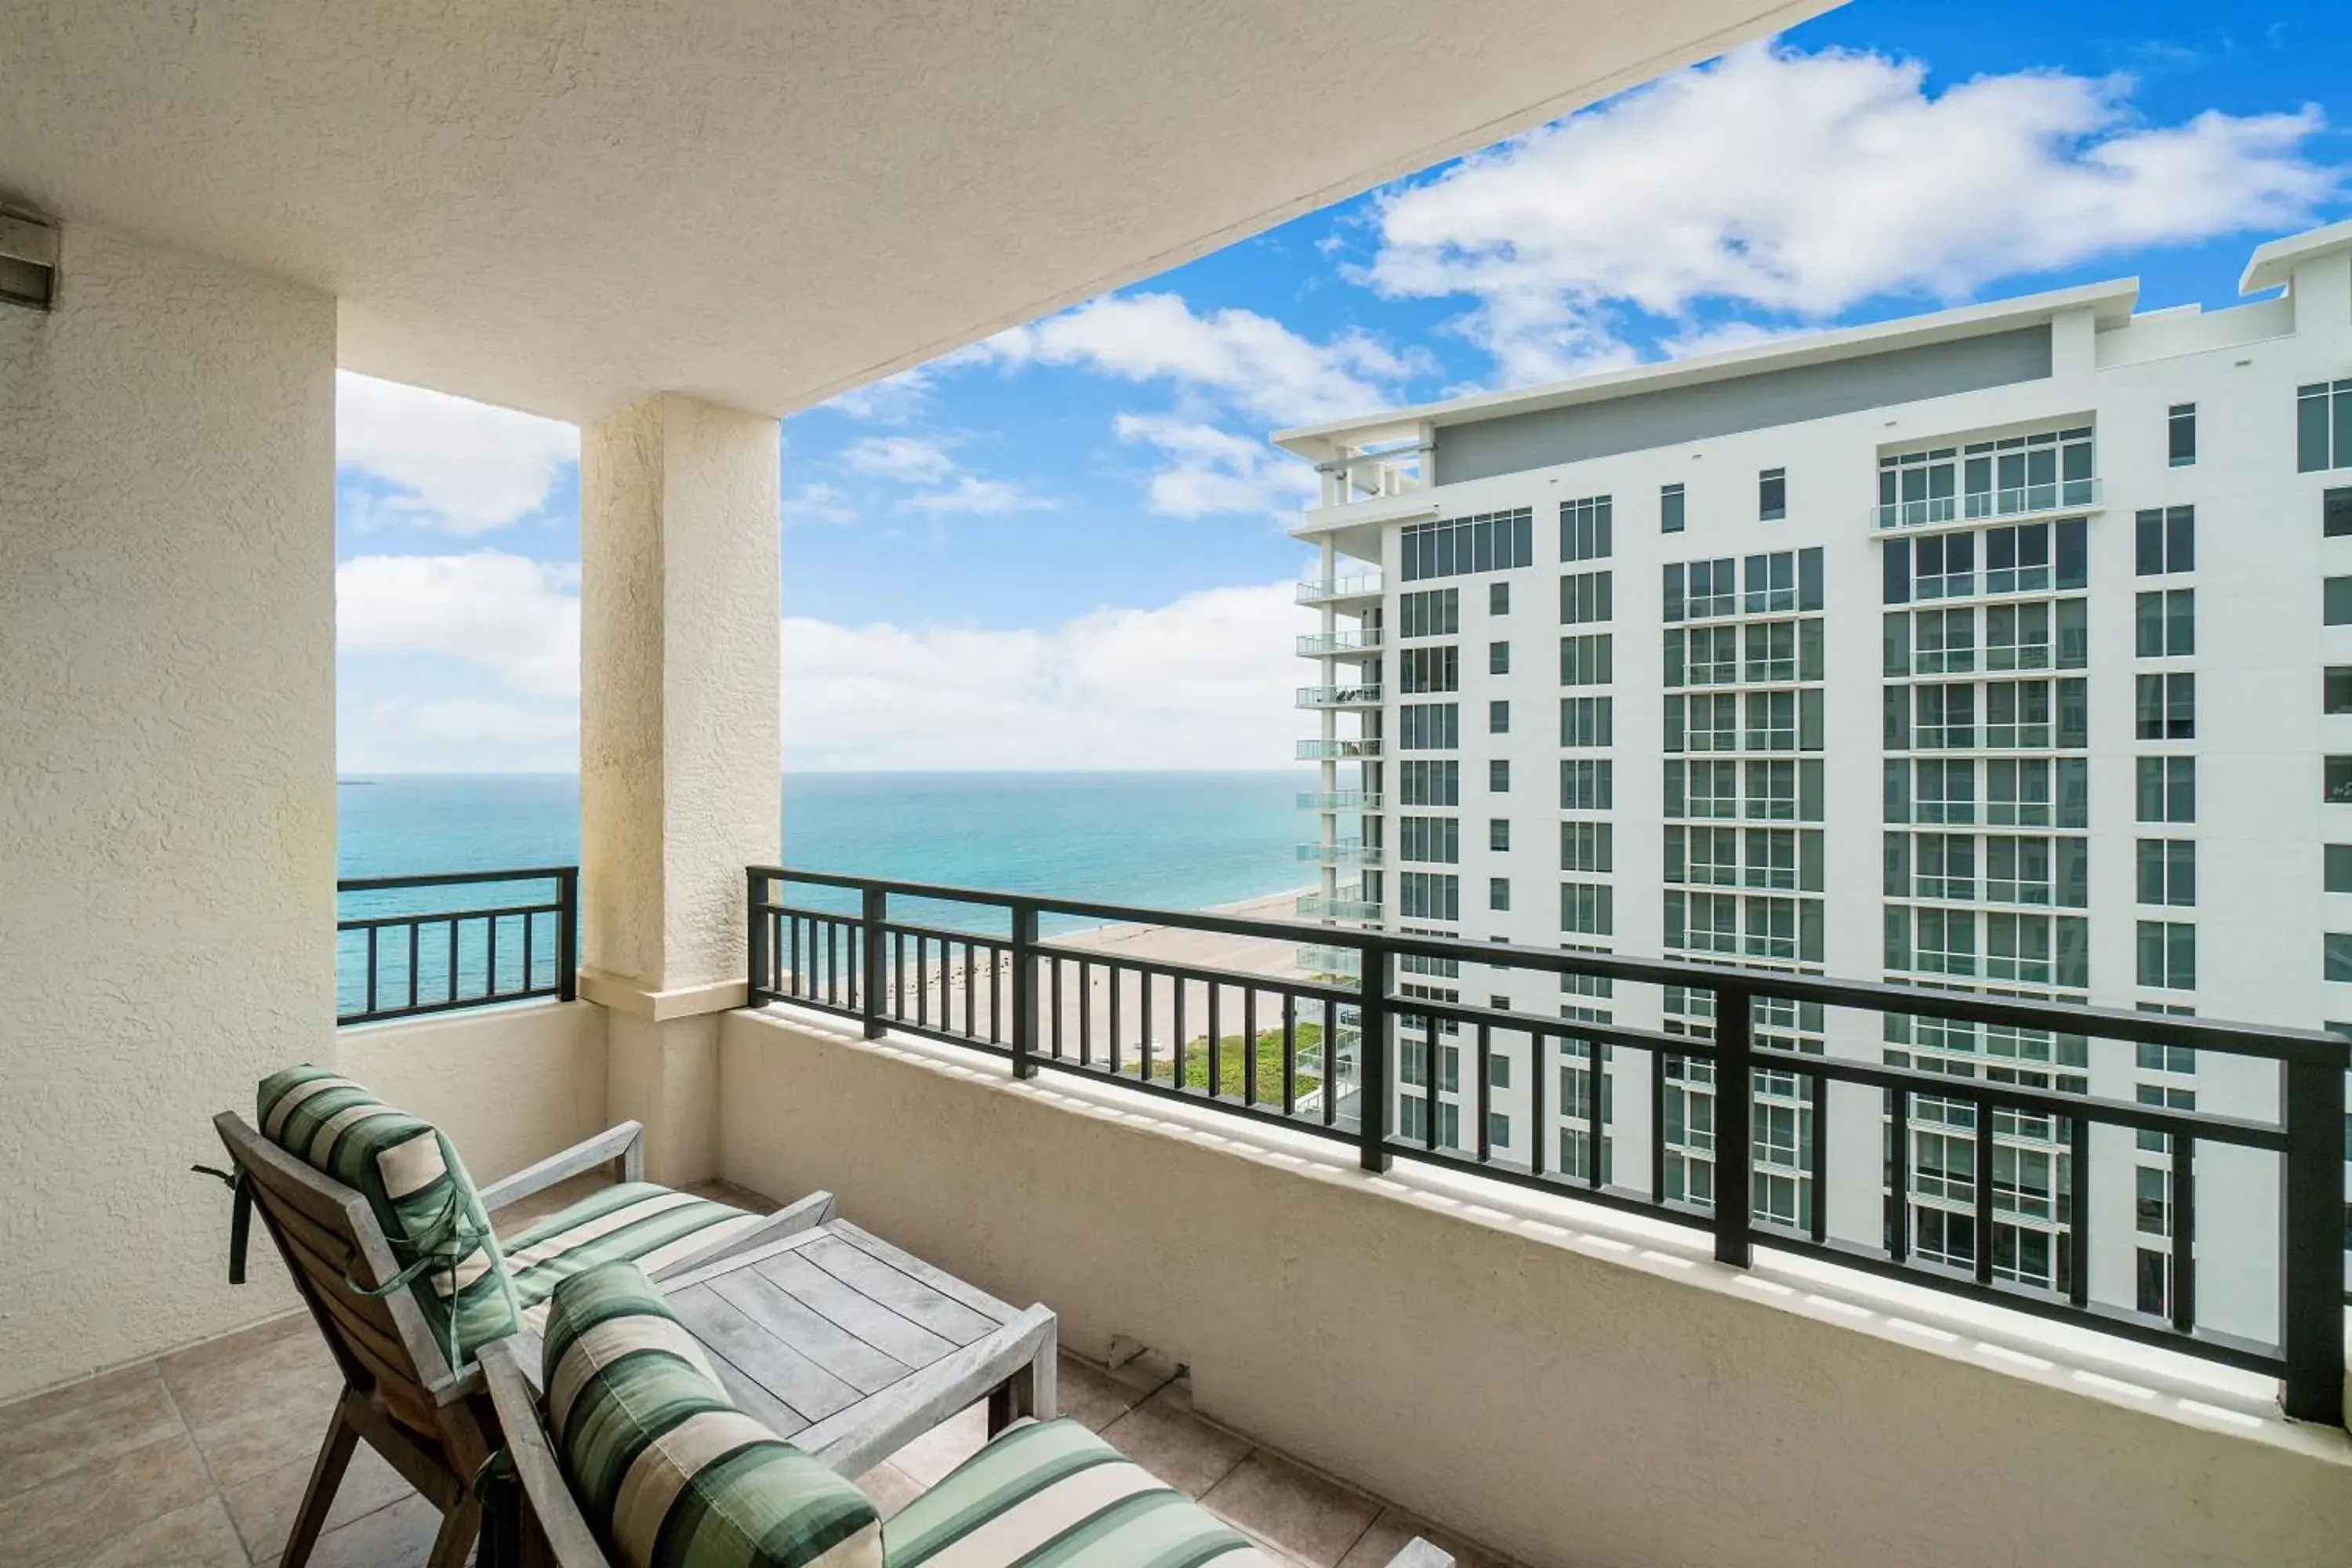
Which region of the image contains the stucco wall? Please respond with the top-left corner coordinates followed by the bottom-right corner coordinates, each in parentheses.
top-left (718, 1008), bottom-right (2352, 1568)
top-left (0, 224), bottom-right (336, 1401)
top-left (338, 1001), bottom-right (609, 1185)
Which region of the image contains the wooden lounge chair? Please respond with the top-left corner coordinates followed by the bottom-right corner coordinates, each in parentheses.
top-left (212, 1104), bottom-right (822, 1568)
top-left (476, 1292), bottom-right (1457, 1568)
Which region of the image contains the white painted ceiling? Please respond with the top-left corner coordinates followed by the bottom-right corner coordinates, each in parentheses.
top-left (0, 1), bottom-right (1822, 422)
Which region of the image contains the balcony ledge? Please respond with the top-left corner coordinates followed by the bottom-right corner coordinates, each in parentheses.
top-left (723, 1000), bottom-right (2352, 1568)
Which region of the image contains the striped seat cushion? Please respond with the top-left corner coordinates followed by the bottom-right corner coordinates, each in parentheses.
top-left (543, 1261), bottom-right (881, 1568)
top-left (257, 1065), bottom-right (521, 1369)
top-left (882, 1418), bottom-right (1275, 1568)
top-left (504, 1181), bottom-right (769, 1333)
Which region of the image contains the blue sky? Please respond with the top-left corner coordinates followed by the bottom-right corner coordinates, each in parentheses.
top-left (336, 0), bottom-right (2352, 772)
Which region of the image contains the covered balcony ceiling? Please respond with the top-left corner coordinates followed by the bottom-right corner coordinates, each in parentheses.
top-left (0, 0), bottom-right (1822, 422)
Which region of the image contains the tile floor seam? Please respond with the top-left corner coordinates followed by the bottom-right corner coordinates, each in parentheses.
top-left (152, 1356), bottom-right (256, 1568)
top-left (1331, 1512), bottom-right (1380, 1566)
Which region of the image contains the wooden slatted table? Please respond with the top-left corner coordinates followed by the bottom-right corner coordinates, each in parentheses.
top-left (652, 1209), bottom-right (1059, 1481)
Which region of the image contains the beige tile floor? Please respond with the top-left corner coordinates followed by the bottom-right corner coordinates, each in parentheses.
top-left (0, 1180), bottom-right (1515, 1568)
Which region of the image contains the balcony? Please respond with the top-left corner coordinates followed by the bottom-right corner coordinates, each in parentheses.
top-left (1298, 573), bottom-right (1385, 606)
top-left (1296, 942), bottom-right (1364, 979)
top-left (1298, 683), bottom-right (1384, 710)
top-left (1297, 628), bottom-right (1385, 657)
top-left (1299, 789), bottom-right (1384, 811)
top-left (1297, 840), bottom-right (1384, 866)
top-left (1874, 477), bottom-right (2103, 530)
top-left (1296, 887), bottom-right (1384, 920)
top-left (1298, 737), bottom-right (1383, 761)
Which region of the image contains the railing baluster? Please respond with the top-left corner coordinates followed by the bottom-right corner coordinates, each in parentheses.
top-left (862, 887), bottom-right (886, 1038)
top-left (1531, 1031), bottom-right (1547, 1180)
top-left (2169, 1136), bottom-right (2196, 1335)
top-left (447, 919), bottom-right (459, 1006)
top-left (1357, 938), bottom-right (1390, 1171)
top-left (1051, 949), bottom-right (1064, 1062)
top-left (1588, 1041), bottom-right (1606, 1192)
top-left (1207, 983), bottom-right (1221, 1099)
top-left (1079, 960), bottom-right (1092, 1067)
top-left (2281, 1056), bottom-right (2345, 1422)
top-left (1973, 1088), bottom-right (1996, 1287)
top-left (1244, 987), bottom-right (1258, 1106)
top-left (1322, 995), bottom-right (1336, 1127)
top-left (522, 907), bottom-right (534, 997)
top-left (1887, 1087), bottom-right (1911, 1264)
top-left (365, 926), bottom-right (379, 1015)
top-left (1475, 1022), bottom-right (1492, 1163)
top-left (1011, 904), bottom-right (1037, 1079)
top-left (1650, 1046), bottom-right (1668, 1203)
top-left (1110, 964), bottom-right (1123, 1076)
top-left (408, 922), bottom-right (420, 1012)
top-left (2067, 1112), bottom-right (2089, 1308)
top-left (963, 941), bottom-right (975, 1040)
top-left (1282, 993), bottom-right (1298, 1116)
top-left (557, 867), bottom-right (578, 1003)
top-left (1141, 970), bottom-right (1152, 1083)
top-left (1174, 978), bottom-right (1186, 1088)
top-left (1808, 1068), bottom-right (1827, 1243)
top-left (485, 915), bottom-right (496, 1001)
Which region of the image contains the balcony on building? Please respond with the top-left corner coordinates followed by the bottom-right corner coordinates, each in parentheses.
top-left (1298, 683), bottom-right (1385, 710)
top-left (1298, 572), bottom-right (1385, 607)
top-left (11, 12), bottom-right (2352, 1568)
top-left (1297, 839), bottom-right (1384, 866)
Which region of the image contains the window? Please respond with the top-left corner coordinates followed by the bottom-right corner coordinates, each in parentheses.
top-left (1560, 633), bottom-right (1613, 686)
top-left (2168, 403), bottom-right (2196, 467)
top-left (1400, 760), bottom-right (1458, 806)
top-left (1987, 913), bottom-right (2057, 983)
top-left (2330, 934), bottom-right (2352, 983)
top-left (1984, 603), bottom-right (2050, 671)
top-left (1560, 759), bottom-right (1613, 811)
top-left (1399, 702), bottom-right (1459, 750)
top-left (1668, 759), bottom-right (1738, 820)
top-left (2136, 590), bottom-right (2194, 656)
top-left (1987, 758), bottom-right (2053, 826)
top-left (1664, 557), bottom-right (1737, 622)
top-left (2299, 381), bottom-right (2352, 473)
top-left (1984, 522), bottom-right (2052, 594)
top-left (2137, 921), bottom-right (2197, 989)
top-left (1742, 619), bottom-right (1794, 683)
top-left (1661, 481), bottom-right (1687, 533)
top-left (2328, 844), bottom-right (2352, 893)
top-left (2135, 673), bottom-right (2195, 739)
top-left (1915, 683), bottom-right (1976, 750)
top-left (1561, 695), bottom-right (1613, 748)
top-left (1915, 833), bottom-right (1975, 900)
top-left (1665, 891), bottom-right (1739, 955)
top-left (2134, 506), bottom-right (2194, 575)
top-left (1915, 907), bottom-right (1978, 976)
top-left (1675, 625), bottom-right (1737, 684)
top-left (1560, 570), bottom-right (1613, 625)
top-left (1985, 681), bottom-right (2052, 749)
top-left (1561, 881), bottom-right (1613, 936)
top-left (1744, 551), bottom-right (1796, 612)
top-left (1399, 816), bottom-right (1460, 863)
top-left (1490, 758), bottom-right (1510, 793)
top-left (1668, 824), bottom-right (1737, 886)
top-left (1913, 532), bottom-right (1974, 600)
top-left (2138, 757), bottom-right (2195, 822)
top-left (1399, 646), bottom-right (1457, 693)
top-left (1402, 509), bottom-right (1534, 582)
top-left (1744, 759), bottom-right (1796, 821)
top-left (1985, 836), bottom-right (2053, 905)
top-left (1561, 495), bottom-right (1613, 562)
top-left (1399, 588), bottom-right (1459, 639)
top-left (2136, 1041), bottom-right (2196, 1075)
top-left (1759, 467), bottom-right (1787, 521)
top-left (1914, 607), bottom-right (1975, 673)
top-left (1744, 690), bottom-right (1796, 752)
top-left (1561, 820), bottom-right (1613, 873)
top-left (2328, 488), bottom-right (2352, 539)
top-left (1489, 699), bottom-right (1511, 735)
top-left (1878, 447), bottom-right (1958, 526)
top-left (1399, 873), bottom-right (1461, 921)
top-left (1490, 818), bottom-right (1511, 852)
top-left (1915, 759), bottom-right (1976, 825)
top-left (2056, 597), bottom-right (2089, 668)
top-left (2331, 668), bottom-right (2352, 716)
top-left (2138, 840), bottom-right (2196, 906)
top-left (1490, 581), bottom-right (1511, 615)
top-left (2327, 577), bottom-right (2352, 625)
top-left (1489, 641), bottom-right (1511, 675)
top-left (1490, 877), bottom-right (1512, 913)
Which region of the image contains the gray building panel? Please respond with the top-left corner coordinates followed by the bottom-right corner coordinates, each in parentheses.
top-left (1431, 326), bottom-right (2054, 485)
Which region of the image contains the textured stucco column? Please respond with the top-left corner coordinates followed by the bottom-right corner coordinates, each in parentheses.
top-left (579, 394), bottom-right (781, 1185)
top-left (0, 223), bottom-right (336, 1401)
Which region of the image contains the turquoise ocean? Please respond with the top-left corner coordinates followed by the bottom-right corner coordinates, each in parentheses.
top-left (336, 772), bottom-right (1307, 1009)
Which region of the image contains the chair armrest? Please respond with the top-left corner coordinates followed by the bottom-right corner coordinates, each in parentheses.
top-left (1386, 1540), bottom-right (1454, 1568)
top-left (645, 1190), bottom-right (838, 1287)
top-left (477, 1338), bottom-right (609, 1568)
top-left (797, 1304), bottom-right (1058, 1482)
top-left (478, 1123), bottom-right (645, 1214)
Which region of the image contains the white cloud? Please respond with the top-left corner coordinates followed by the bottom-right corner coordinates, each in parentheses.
top-left (786, 483), bottom-right (861, 526)
top-left (782, 583), bottom-right (1303, 770)
top-left (1369, 44), bottom-right (2339, 383)
top-left (983, 292), bottom-right (1412, 426)
top-left (1112, 415), bottom-right (1319, 518)
top-left (843, 434), bottom-right (958, 483)
top-left (337, 552), bottom-right (579, 699)
top-left (904, 475), bottom-right (1052, 515)
top-left (339, 698), bottom-right (579, 774)
top-left (820, 365), bottom-right (935, 423)
top-left (336, 372), bottom-right (578, 533)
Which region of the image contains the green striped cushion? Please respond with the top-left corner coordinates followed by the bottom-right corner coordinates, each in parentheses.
top-left (882, 1417), bottom-right (1272, 1568)
top-left (543, 1261), bottom-right (881, 1568)
top-left (257, 1065), bottom-right (521, 1369)
top-left (504, 1181), bottom-right (768, 1332)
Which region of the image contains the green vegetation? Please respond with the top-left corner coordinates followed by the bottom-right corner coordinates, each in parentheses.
top-left (1116, 1021), bottom-right (1326, 1102)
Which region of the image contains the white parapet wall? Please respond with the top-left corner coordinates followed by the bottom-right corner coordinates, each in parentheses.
top-left (718, 1005), bottom-right (2352, 1568)
top-left (339, 1000), bottom-right (611, 1185)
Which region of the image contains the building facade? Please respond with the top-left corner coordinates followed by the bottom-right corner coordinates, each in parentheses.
top-left (1283, 219), bottom-right (2352, 1345)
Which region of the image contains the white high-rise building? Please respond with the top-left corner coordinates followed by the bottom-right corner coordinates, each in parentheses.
top-left (1281, 217), bottom-right (2352, 1344)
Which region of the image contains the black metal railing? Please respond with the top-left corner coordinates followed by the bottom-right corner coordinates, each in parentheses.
top-left (337, 867), bottom-right (577, 1025)
top-left (747, 865), bottom-right (2350, 1427)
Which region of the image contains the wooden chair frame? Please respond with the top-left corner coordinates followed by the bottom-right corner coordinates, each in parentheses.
top-left (213, 1112), bottom-right (826, 1568)
top-left (477, 1336), bottom-right (1451, 1568)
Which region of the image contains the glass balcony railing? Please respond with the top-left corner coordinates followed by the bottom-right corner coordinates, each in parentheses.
top-left (1297, 684), bottom-right (1382, 709)
top-left (1296, 738), bottom-right (1382, 761)
top-left (1297, 890), bottom-right (1382, 920)
top-left (1296, 841), bottom-right (1382, 866)
top-left (1297, 629), bottom-right (1384, 657)
top-left (1294, 943), bottom-right (1362, 979)
top-left (1297, 574), bottom-right (1383, 604)
top-left (1874, 477), bottom-right (2101, 530)
top-left (1298, 790), bottom-right (1382, 811)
